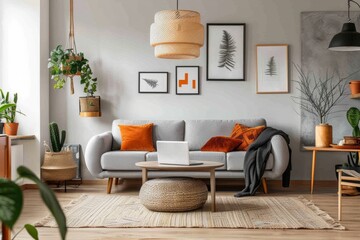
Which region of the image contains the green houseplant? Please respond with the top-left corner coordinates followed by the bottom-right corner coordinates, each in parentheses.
top-left (344, 107), bottom-right (360, 169)
top-left (0, 89), bottom-right (25, 135)
top-left (41, 122), bottom-right (76, 188)
top-left (0, 103), bottom-right (15, 134)
top-left (48, 45), bottom-right (101, 117)
top-left (0, 166), bottom-right (67, 239)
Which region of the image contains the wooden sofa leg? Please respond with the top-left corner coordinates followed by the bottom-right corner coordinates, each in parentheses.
top-left (262, 178), bottom-right (268, 194)
top-left (107, 178), bottom-right (113, 194)
top-left (114, 178), bottom-right (119, 185)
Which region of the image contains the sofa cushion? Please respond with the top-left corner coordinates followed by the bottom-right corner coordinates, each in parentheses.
top-left (101, 151), bottom-right (147, 170)
top-left (185, 119), bottom-right (266, 150)
top-left (190, 151), bottom-right (226, 170)
top-left (226, 151), bottom-right (274, 171)
top-left (145, 151), bottom-right (226, 170)
top-left (230, 124), bottom-right (266, 151)
top-left (112, 120), bottom-right (185, 150)
top-left (119, 123), bottom-right (155, 151)
top-left (201, 136), bottom-right (242, 152)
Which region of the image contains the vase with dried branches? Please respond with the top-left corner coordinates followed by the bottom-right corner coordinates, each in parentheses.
top-left (292, 64), bottom-right (353, 147)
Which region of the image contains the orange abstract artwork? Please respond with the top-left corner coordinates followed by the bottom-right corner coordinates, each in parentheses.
top-left (176, 66), bottom-right (199, 95)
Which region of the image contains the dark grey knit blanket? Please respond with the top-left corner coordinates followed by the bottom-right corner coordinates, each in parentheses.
top-left (234, 127), bottom-right (291, 197)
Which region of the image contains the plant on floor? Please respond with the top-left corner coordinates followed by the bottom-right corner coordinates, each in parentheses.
top-left (344, 107), bottom-right (360, 169)
top-left (0, 166), bottom-right (67, 240)
top-left (49, 122), bottom-right (66, 152)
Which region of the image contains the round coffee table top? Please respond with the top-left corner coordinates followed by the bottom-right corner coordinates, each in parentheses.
top-left (135, 161), bottom-right (224, 171)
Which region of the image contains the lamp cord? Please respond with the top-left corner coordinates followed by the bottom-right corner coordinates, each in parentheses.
top-left (177, 0), bottom-right (179, 10)
top-left (348, 0), bottom-right (360, 22)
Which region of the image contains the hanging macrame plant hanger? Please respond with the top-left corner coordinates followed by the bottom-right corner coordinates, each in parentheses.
top-left (64, 0), bottom-right (81, 94)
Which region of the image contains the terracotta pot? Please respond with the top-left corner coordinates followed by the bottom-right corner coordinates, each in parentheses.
top-left (349, 81), bottom-right (360, 95)
top-left (315, 124), bottom-right (332, 147)
top-left (4, 122), bottom-right (19, 136)
top-left (79, 96), bottom-right (101, 117)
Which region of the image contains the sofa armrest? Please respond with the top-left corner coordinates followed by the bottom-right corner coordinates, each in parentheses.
top-left (265, 135), bottom-right (290, 179)
top-left (85, 131), bottom-right (113, 178)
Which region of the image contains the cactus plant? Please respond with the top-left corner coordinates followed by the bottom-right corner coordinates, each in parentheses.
top-left (49, 122), bottom-right (66, 152)
top-left (347, 107), bottom-right (360, 137)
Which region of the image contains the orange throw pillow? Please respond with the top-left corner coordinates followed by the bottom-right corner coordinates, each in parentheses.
top-left (230, 124), bottom-right (266, 151)
top-left (119, 123), bottom-right (155, 152)
top-left (201, 136), bottom-right (242, 153)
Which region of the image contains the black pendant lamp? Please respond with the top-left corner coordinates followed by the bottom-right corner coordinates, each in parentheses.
top-left (329, 0), bottom-right (360, 51)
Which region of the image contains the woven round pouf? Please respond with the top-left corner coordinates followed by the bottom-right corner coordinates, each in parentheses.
top-left (139, 178), bottom-right (208, 212)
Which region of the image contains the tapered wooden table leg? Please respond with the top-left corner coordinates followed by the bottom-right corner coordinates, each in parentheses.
top-left (210, 169), bottom-right (216, 212)
top-left (338, 170), bottom-right (342, 221)
top-left (142, 168), bottom-right (148, 184)
top-left (311, 150), bottom-right (317, 194)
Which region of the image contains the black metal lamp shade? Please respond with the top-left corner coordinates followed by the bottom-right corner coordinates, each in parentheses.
top-left (329, 22), bottom-right (360, 51)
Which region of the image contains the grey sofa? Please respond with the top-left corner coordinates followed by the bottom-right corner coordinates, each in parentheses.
top-left (85, 119), bottom-right (290, 193)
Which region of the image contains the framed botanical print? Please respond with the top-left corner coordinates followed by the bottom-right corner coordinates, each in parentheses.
top-left (207, 23), bottom-right (246, 81)
top-left (138, 72), bottom-right (168, 93)
top-left (256, 44), bottom-right (289, 94)
top-left (176, 66), bottom-right (200, 95)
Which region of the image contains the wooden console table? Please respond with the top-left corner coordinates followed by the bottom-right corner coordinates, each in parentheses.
top-left (304, 146), bottom-right (360, 194)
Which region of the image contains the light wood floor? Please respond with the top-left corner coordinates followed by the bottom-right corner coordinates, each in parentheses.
top-left (11, 180), bottom-right (360, 240)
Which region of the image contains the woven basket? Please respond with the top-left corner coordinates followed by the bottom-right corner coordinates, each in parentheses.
top-left (139, 177), bottom-right (208, 212)
top-left (41, 151), bottom-right (76, 181)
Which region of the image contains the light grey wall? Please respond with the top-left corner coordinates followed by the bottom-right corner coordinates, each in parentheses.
top-left (49, 0), bottom-right (351, 180)
top-left (0, 0), bottom-right (49, 179)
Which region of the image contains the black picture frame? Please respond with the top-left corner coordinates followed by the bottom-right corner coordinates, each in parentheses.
top-left (206, 23), bottom-right (246, 81)
top-left (176, 66), bottom-right (200, 95)
top-left (138, 72), bottom-right (169, 94)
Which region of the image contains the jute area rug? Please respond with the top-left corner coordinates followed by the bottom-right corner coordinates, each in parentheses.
top-left (35, 195), bottom-right (344, 230)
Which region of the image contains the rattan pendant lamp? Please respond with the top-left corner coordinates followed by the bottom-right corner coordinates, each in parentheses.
top-left (150, 0), bottom-right (204, 59)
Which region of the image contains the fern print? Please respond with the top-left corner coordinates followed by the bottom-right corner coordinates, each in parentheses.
top-left (218, 30), bottom-right (236, 71)
top-left (265, 56), bottom-right (277, 76)
top-left (142, 78), bottom-right (158, 88)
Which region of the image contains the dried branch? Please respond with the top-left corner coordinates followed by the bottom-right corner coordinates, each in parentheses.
top-left (292, 64), bottom-right (359, 124)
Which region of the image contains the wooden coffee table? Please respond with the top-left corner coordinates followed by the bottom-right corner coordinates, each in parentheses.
top-left (135, 161), bottom-right (224, 212)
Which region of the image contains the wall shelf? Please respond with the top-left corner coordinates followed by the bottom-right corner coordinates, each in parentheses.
top-left (350, 93), bottom-right (360, 99)
top-left (9, 135), bottom-right (36, 141)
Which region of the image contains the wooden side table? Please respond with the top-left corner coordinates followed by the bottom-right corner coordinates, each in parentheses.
top-left (304, 146), bottom-right (360, 194)
top-left (337, 169), bottom-right (360, 220)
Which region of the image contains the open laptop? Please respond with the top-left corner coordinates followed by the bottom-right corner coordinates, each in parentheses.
top-left (157, 141), bottom-right (203, 166)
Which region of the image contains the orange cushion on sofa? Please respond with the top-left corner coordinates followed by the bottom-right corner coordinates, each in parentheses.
top-left (119, 123), bottom-right (155, 152)
top-left (201, 136), bottom-right (242, 153)
top-left (230, 124), bottom-right (266, 151)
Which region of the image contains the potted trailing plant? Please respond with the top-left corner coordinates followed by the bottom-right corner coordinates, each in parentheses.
top-left (48, 45), bottom-right (90, 95)
top-left (79, 64), bottom-right (101, 117)
top-left (48, 45), bottom-right (101, 117)
top-left (0, 89), bottom-right (25, 136)
top-left (292, 64), bottom-right (352, 147)
top-left (0, 166), bottom-right (67, 240)
top-left (41, 122), bottom-right (76, 190)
